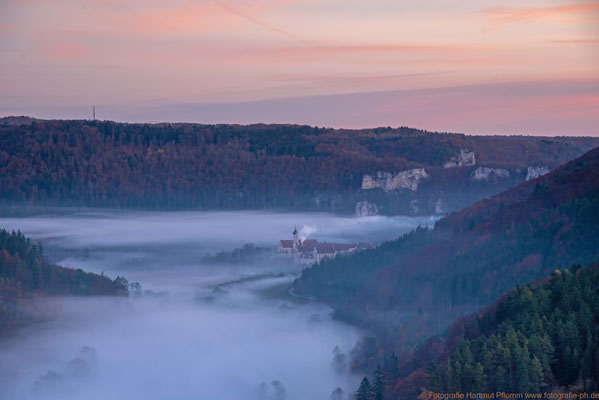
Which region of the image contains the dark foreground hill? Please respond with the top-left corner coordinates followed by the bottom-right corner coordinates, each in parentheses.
top-left (0, 229), bottom-right (128, 335)
top-left (358, 263), bottom-right (599, 399)
top-left (1, 117), bottom-right (598, 215)
top-left (294, 146), bottom-right (599, 369)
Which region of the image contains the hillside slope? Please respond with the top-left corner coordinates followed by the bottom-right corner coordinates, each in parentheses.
top-left (363, 263), bottom-right (599, 399)
top-left (294, 146), bottom-right (599, 366)
top-left (1, 118), bottom-right (598, 215)
top-left (0, 229), bottom-right (128, 335)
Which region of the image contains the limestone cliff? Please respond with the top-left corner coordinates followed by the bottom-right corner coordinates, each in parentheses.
top-left (355, 201), bottom-right (378, 217)
top-left (443, 149), bottom-right (476, 168)
top-left (361, 168), bottom-right (429, 192)
top-left (526, 166), bottom-right (550, 181)
top-left (470, 167), bottom-right (510, 181)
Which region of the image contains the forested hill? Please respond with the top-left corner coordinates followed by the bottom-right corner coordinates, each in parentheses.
top-left (2, 117), bottom-right (598, 215)
top-left (0, 228), bottom-right (128, 334)
top-left (359, 263), bottom-right (599, 399)
top-left (293, 146), bottom-right (599, 368)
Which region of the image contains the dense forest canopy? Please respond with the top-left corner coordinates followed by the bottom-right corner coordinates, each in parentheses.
top-left (1, 117), bottom-right (598, 215)
top-left (294, 146), bottom-right (599, 372)
top-left (363, 263), bottom-right (599, 399)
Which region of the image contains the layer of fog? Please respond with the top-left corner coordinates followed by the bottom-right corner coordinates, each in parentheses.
top-left (0, 210), bottom-right (436, 400)
top-left (0, 209), bottom-right (435, 248)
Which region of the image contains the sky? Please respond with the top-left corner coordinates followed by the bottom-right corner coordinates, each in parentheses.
top-left (0, 0), bottom-right (598, 135)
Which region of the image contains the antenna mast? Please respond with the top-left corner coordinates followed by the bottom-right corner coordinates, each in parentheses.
top-left (93, 105), bottom-right (96, 121)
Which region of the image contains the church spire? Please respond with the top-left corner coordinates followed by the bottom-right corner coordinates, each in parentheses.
top-left (293, 226), bottom-right (299, 249)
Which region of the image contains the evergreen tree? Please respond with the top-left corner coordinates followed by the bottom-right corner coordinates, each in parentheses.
top-left (385, 352), bottom-right (399, 384)
top-left (494, 366), bottom-right (509, 393)
top-left (271, 380), bottom-right (286, 400)
top-left (449, 357), bottom-right (462, 392)
top-left (473, 363), bottom-right (486, 392)
top-left (373, 365), bottom-right (384, 400)
top-left (330, 387), bottom-right (345, 400)
top-left (427, 362), bottom-right (442, 392)
top-left (356, 377), bottom-right (371, 400)
top-left (530, 356), bottom-right (545, 393)
top-left (332, 345), bottom-right (348, 374)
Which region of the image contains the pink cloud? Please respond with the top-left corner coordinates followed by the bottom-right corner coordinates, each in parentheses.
top-left (271, 43), bottom-right (482, 56)
top-left (484, 2), bottom-right (599, 25)
top-left (109, 3), bottom-right (236, 36)
top-left (35, 41), bottom-right (90, 59)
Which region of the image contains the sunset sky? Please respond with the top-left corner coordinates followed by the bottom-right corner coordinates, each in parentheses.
top-left (1, 0), bottom-right (598, 135)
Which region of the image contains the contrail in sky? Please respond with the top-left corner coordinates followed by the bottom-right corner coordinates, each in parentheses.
top-left (212, 0), bottom-right (302, 42)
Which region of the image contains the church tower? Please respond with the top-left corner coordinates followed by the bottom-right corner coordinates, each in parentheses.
top-left (293, 226), bottom-right (299, 250)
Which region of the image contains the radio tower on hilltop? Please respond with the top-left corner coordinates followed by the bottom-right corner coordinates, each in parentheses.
top-left (92, 105), bottom-right (96, 121)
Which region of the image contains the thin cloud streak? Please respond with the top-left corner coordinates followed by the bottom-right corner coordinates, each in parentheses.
top-left (552, 39), bottom-right (599, 44)
top-left (212, 0), bottom-right (302, 42)
top-left (484, 2), bottom-right (599, 25)
top-left (263, 43), bottom-right (487, 58)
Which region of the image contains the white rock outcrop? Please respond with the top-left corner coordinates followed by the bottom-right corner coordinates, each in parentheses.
top-left (355, 201), bottom-right (378, 217)
top-left (471, 167), bottom-right (510, 181)
top-left (525, 166), bottom-right (550, 181)
top-left (361, 168), bottom-right (429, 191)
top-left (444, 149), bottom-right (476, 168)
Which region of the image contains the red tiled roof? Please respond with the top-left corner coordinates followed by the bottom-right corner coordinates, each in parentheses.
top-left (297, 244), bottom-right (316, 252)
top-left (280, 237), bottom-right (372, 254)
top-left (315, 244), bottom-right (336, 254)
top-left (331, 244), bottom-right (356, 251)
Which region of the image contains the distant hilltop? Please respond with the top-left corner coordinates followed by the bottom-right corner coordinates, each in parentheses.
top-left (1, 117), bottom-right (599, 215)
top-left (278, 227), bottom-right (374, 265)
top-left (0, 116), bottom-right (38, 126)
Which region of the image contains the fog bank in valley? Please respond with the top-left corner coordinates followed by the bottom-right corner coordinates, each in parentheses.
top-left (0, 210), bottom-right (435, 399)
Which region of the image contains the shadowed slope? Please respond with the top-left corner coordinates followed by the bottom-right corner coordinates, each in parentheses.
top-left (295, 146), bottom-right (599, 365)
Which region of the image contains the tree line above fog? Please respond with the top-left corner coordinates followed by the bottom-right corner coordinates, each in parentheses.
top-left (1, 118), bottom-right (598, 215)
top-left (0, 229), bottom-right (128, 335)
top-left (293, 146), bottom-right (599, 396)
